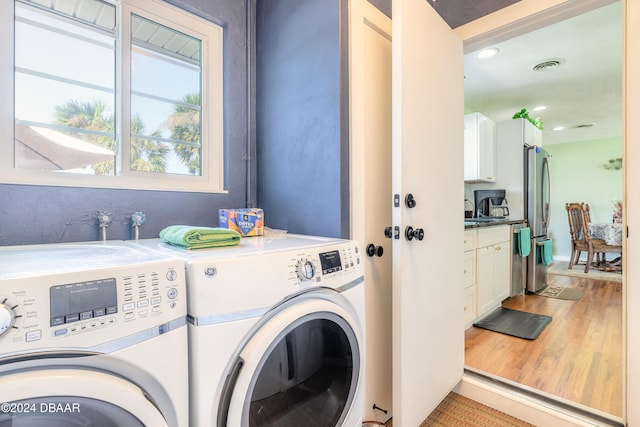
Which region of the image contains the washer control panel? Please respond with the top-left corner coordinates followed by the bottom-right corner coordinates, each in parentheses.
top-left (0, 259), bottom-right (186, 355)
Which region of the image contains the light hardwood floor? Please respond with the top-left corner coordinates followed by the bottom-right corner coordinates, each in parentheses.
top-left (464, 273), bottom-right (622, 416)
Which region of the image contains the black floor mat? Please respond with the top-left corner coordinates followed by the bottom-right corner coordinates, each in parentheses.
top-left (473, 307), bottom-right (552, 340)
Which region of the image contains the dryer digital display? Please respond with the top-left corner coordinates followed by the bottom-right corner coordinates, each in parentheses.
top-left (50, 278), bottom-right (118, 327)
top-left (319, 250), bottom-right (342, 275)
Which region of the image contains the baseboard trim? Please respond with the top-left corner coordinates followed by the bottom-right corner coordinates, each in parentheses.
top-left (455, 370), bottom-right (624, 427)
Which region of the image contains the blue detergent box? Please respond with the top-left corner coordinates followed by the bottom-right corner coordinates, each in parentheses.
top-left (218, 208), bottom-right (264, 236)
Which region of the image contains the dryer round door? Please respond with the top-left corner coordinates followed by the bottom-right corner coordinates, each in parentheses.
top-left (220, 293), bottom-right (363, 427)
top-left (0, 369), bottom-right (168, 426)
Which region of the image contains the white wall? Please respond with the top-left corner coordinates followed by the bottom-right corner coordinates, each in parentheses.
top-left (545, 137), bottom-right (623, 261)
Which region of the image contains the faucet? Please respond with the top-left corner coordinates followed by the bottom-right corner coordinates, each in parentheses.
top-left (131, 211), bottom-right (146, 241)
top-left (97, 211), bottom-right (112, 241)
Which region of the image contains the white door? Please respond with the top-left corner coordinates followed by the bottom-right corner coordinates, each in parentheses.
top-left (391, 0), bottom-right (464, 426)
top-left (349, 0), bottom-right (393, 420)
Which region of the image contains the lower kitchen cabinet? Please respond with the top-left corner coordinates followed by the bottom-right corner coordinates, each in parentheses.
top-left (475, 225), bottom-right (511, 318)
top-left (463, 230), bottom-right (477, 326)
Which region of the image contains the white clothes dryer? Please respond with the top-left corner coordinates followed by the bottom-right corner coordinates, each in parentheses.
top-left (0, 241), bottom-right (188, 427)
top-left (135, 234), bottom-right (365, 427)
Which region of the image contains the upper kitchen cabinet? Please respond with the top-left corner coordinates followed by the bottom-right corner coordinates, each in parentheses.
top-left (497, 117), bottom-right (542, 147)
top-left (464, 112), bottom-right (496, 182)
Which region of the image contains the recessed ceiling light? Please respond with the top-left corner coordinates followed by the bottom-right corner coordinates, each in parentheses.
top-left (532, 106), bottom-right (547, 112)
top-left (477, 48), bottom-right (499, 59)
top-left (552, 126), bottom-right (565, 131)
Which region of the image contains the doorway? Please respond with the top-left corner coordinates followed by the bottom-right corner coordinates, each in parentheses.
top-left (462, 0), bottom-right (623, 418)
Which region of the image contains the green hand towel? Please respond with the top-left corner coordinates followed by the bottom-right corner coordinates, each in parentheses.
top-left (542, 239), bottom-right (553, 265)
top-left (160, 225), bottom-right (241, 249)
top-left (518, 227), bottom-right (531, 257)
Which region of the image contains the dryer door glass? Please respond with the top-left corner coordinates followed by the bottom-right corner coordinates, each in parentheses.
top-left (246, 312), bottom-right (359, 426)
top-left (0, 397), bottom-right (145, 426)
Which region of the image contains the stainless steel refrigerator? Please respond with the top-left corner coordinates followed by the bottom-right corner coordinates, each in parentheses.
top-left (525, 145), bottom-right (551, 292)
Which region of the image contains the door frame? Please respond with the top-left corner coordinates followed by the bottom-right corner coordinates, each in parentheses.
top-left (455, 0), bottom-right (636, 425)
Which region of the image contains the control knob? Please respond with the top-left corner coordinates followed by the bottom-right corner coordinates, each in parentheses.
top-left (296, 259), bottom-right (315, 281)
top-left (0, 299), bottom-right (18, 337)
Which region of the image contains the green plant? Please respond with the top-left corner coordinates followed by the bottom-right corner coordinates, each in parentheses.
top-left (512, 108), bottom-right (543, 130)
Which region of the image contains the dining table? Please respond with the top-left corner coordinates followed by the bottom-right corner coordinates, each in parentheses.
top-left (589, 222), bottom-right (623, 245)
top-left (588, 222), bottom-right (623, 271)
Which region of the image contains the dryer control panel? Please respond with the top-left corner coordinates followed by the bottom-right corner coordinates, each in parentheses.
top-left (0, 259), bottom-right (186, 356)
top-left (291, 242), bottom-right (361, 285)
top-left (185, 239), bottom-right (364, 319)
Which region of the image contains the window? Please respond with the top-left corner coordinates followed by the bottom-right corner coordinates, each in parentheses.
top-left (0, 0), bottom-right (224, 192)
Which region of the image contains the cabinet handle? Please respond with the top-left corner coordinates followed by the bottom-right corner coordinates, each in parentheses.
top-left (495, 246), bottom-right (501, 251)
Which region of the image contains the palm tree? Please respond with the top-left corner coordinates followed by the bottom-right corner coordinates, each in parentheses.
top-left (54, 99), bottom-right (168, 174)
top-left (54, 99), bottom-right (115, 174)
top-left (166, 93), bottom-right (202, 175)
top-left (130, 115), bottom-right (168, 173)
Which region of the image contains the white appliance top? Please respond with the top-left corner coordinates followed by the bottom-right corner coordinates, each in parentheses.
top-left (0, 240), bottom-right (178, 280)
top-left (131, 232), bottom-right (347, 261)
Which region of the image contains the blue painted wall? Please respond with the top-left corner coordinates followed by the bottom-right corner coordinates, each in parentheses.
top-left (0, 0), bottom-right (252, 246)
top-left (255, 0), bottom-right (348, 238)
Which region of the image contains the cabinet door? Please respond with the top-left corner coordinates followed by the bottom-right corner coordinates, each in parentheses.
top-left (476, 245), bottom-right (495, 316)
top-left (478, 116), bottom-right (496, 181)
top-left (464, 113), bottom-right (495, 182)
top-left (464, 285), bottom-right (477, 327)
top-left (523, 118), bottom-right (542, 146)
top-left (392, 0), bottom-right (463, 425)
top-left (463, 249), bottom-right (476, 288)
top-left (464, 229), bottom-right (476, 251)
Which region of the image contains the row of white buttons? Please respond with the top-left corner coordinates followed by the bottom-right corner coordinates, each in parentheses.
top-left (122, 296), bottom-right (162, 312)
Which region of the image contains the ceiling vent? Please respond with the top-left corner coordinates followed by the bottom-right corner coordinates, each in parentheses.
top-left (533, 58), bottom-right (564, 71)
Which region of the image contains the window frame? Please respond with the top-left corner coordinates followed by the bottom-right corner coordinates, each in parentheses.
top-left (0, 0), bottom-right (225, 193)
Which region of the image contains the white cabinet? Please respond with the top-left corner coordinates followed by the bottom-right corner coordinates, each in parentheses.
top-left (475, 225), bottom-right (511, 318)
top-left (497, 117), bottom-right (542, 147)
top-left (463, 230), bottom-right (477, 327)
top-left (464, 112), bottom-right (495, 182)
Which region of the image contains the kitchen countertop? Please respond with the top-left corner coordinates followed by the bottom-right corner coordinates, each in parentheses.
top-left (464, 218), bottom-right (527, 229)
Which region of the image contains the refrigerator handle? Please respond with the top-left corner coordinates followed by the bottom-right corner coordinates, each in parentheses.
top-left (542, 156), bottom-right (551, 229)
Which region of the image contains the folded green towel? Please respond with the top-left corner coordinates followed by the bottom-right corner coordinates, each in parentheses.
top-left (159, 225), bottom-right (241, 249)
top-left (518, 227), bottom-right (531, 257)
top-left (541, 239), bottom-right (553, 265)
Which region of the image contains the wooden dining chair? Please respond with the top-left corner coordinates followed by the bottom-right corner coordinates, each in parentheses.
top-left (580, 206), bottom-right (622, 273)
top-left (565, 202), bottom-right (590, 269)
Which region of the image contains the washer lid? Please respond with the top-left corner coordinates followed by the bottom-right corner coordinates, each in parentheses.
top-left (0, 241), bottom-right (173, 279)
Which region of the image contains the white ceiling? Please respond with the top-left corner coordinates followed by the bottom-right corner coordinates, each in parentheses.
top-left (463, 1), bottom-right (622, 145)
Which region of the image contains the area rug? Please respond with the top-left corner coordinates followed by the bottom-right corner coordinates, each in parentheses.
top-left (548, 261), bottom-right (622, 282)
top-left (536, 284), bottom-right (584, 300)
top-left (473, 307), bottom-right (552, 340)
top-left (419, 392), bottom-right (535, 426)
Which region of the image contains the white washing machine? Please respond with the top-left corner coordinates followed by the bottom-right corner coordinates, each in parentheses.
top-left (0, 241), bottom-right (188, 427)
top-left (134, 233), bottom-right (366, 427)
